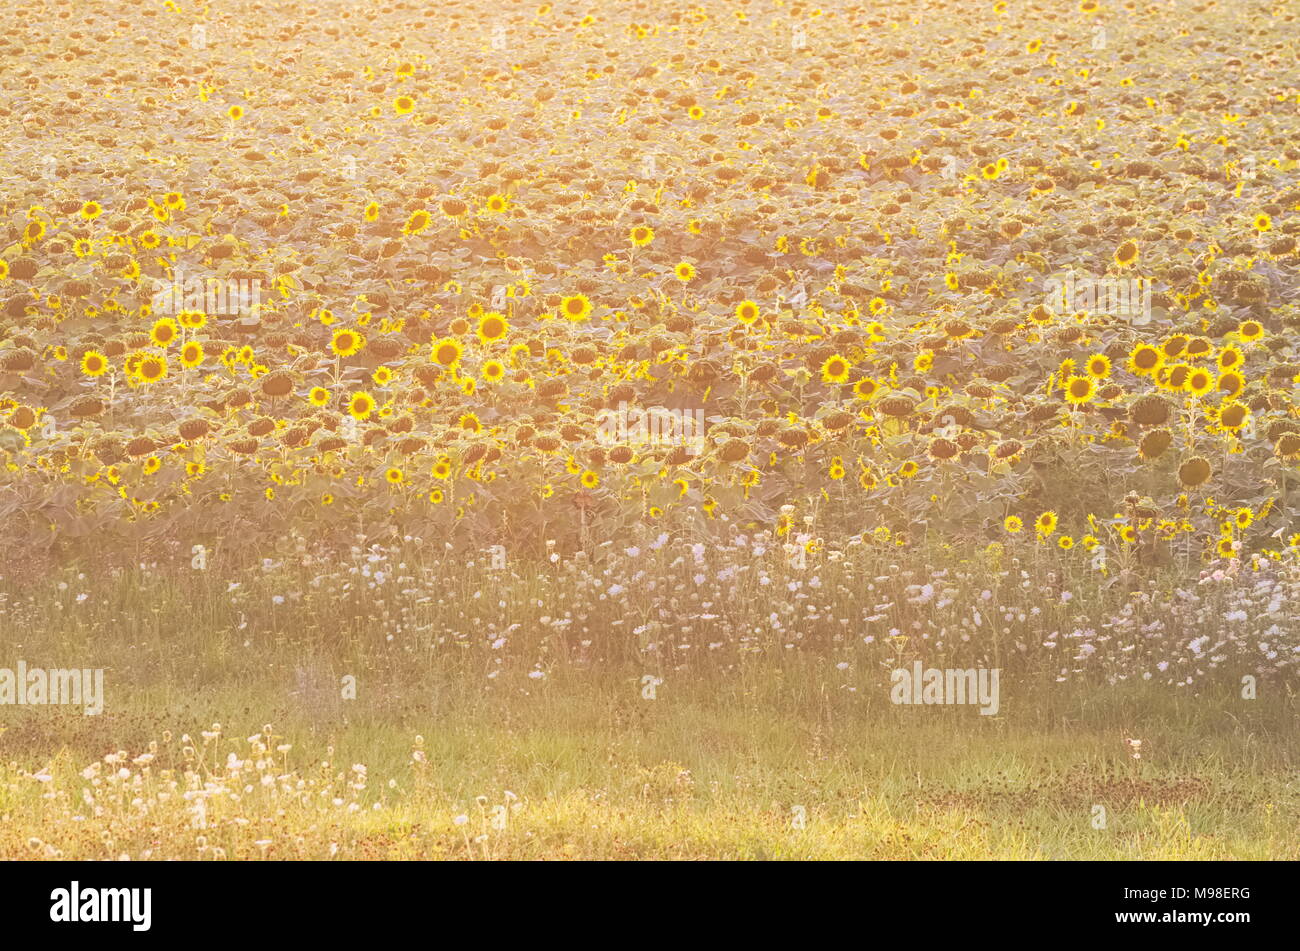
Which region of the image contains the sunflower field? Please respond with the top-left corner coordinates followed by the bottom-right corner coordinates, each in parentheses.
top-left (1, 0), bottom-right (1298, 569)
top-left (0, 0), bottom-right (1297, 863)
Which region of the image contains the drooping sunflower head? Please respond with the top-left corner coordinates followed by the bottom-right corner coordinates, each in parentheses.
top-left (1177, 455), bottom-right (1212, 488)
top-left (1113, 239), bottom-right (1139, 268)
top-left (1217, 370), bottom-right (1245, 398)
top-left (402, 209), bottom-right (431, 235)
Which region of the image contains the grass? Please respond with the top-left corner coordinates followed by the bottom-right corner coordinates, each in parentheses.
top-left (2, 642), bottom-right (1294, 860)
top-left (1, 546), bottom-right (1294, 860)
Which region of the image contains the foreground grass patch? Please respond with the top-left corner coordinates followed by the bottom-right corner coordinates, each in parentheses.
top-left (2, 665), bottom-right (1293, 860)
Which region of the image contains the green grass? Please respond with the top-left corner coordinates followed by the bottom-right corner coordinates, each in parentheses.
top-left (2, 655), bottom-right (1294, 860)
top-left (1, 552), bottom-right (1294, 860)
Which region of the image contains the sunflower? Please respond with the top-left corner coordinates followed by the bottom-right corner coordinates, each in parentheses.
top-left (439, 197), bottom-right (468, 217)
top-left (402, 209), bottom-right (431, 236)
top-left (1138, 428), bottom-right (1172, 460)
top-left (561, 294), bottom-right (592, 322)
top-left (1004, 515), bottom-right (1023, 534)
top-left (630, 225), bottom-right (655, 247)
top-left (179, 341), bottom-right (204, 368)
top-left (485, 194), bottom-right (509, 213)
top-left (1177, 455), bottom-right (1212, 488)
top-left (432, 459), bottom-right (452, 480)
top-left (79, 201), bottom-right (103, 221)
top-left (821, 354), bottom-right (851, 384)
top-left (1113, 239), bottom-right (1139, 268)
top-left (372, 366), bottom-right (394, 386)
top-left (1058, 535), bottom-right (1075, 550)
top-left (136, 354), bottom-right (168, 384)
top-left (477, 312), bottom-right (509, 343)
top-left (898, 460), bottom-right (919, 478)
top-left (393, 95), bottom-right (415, 114)
top-left (735, 300), bottom-right (760, 325)
top-left (1217, 370), bottom-right (1245, 398)
top-left (1236, 319), bottom-right (1264, 342)
top-left (149, 318), bottom-right (179, 347)
top-left (481, 359), bottom-right (506, 383)
top-left (330, 328), bottom-right (365, 357)
top-left (1126, 343), bottom-right (1163, 377)
top-left (80, 350), bottom-right (108, 377)
top-left (1035, 510), bottom-right (1058, 537)
top-left (1217, 345), bottom-right (1244, 371)
top-left (674, 261), bottom-right (696, 282)
top-left (363, 201), bottom-right (380, 222)
top-left (580, 469), bottom-right (600, 488)
top-left (853, 377), bottom-right (880, 400)
top-left (1218, 401), bottom-right (1249, 433)
top-left (308, 386), bottom-right (330, 406)
top-left (385, 467), bottom-right (405, 484)
top-left (428, 489), bottom-right (444, 504)
top-left (347, 391), bottom-right (376, 420)
top-left (1064, 374), bottom-right (1096, 405)
top-left (432, 337), bottom-right (463, 367)
top-left (1217, 537), bottom-right (1237, 559)
top-left (227, 105), bottom-right (244, 121)
top-left (459, 412), bottom-right (482, 433)
top-left (1184, 367), bottom-right (1214, 397)
top-left (1085, 354), bottom-right (1111, 378)
top-left (1252, 213), bottom-right (1272, 233)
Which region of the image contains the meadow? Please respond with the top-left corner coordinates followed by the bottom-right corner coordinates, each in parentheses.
top-left (0, 542), bottom-right (1295, 860)
top-left (0, 0), bottom-right (1297, 859)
